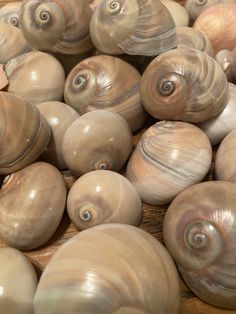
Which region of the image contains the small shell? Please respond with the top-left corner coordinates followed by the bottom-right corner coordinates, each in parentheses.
top-left (67, 170), bottom-right (142, 230)
top-left (62, 110), bottom-right (132, 176)
top-left (0, 247), bottom-right (38, 314)
top-left (161, 0), bottom-right (189, 27)
top-left (126, 121), bottom-right (212, 205)
top-left (215, 49), bottom-right (234, 81)
top-left (0, 2), bottom-right (21, 26)
top-left (37, 101), bottom-right (80, 169)
top-left (34, 224), bottom-right (181, 314)
top-left (164, 180), bottom-right (236, 309)
top-left (5, 51), bottom-right (65, 105)
top-left (64, 55), bottom-right (146, 132)
top-left (90, 0), bottom-right (176, 56)
top-left (141, 47), bottom-right (228, 123)
top-left (0, 162), bottom-right (67, 250)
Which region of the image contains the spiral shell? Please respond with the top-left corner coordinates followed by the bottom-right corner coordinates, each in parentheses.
top-left (164, 180), bottom-right (236, 309)
top-left (90, 0), bottom-right (176, 56)
top-left (161, 0), bottom-right (189, 27)
top-left (0, 162), bottom-right (67, 250)
top-left (215, 49), bottom-right (234, 81)
top-left (67, 170), bottom-right (142, 230)
top-left (19, 0), bottom-right (93, 55)
top-left (34, 224), bottom-right (181, 314)
top-left (0, 2), bottom-right (21, 26)
top-left (64, 55), bottom-right (146, 132)
top-left (141, 47), bottom-right (228, 123)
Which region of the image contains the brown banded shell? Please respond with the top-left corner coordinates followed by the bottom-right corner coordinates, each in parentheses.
top-left (0, 92), bottom-right (50, 174)
top-left (126, 121), bottom-right (212, 205)
top-left (140, 47), bottom-right (228, 123)
top-left (0, 2), bottom-right (21, 26)
top-left (62, 110), bottom-right (132, 176)
top-left (215, 49), bottom-right (234, 81)
top-left (164, 180), bottom-right (236, 309)
top-left (34, 224), bottom-right (181, 314)
top-left (19, 0), bottom-right (94, 55)
top-left (64, 55), bottom-right (146, 132)
top-left (0, 162), bottom-right (67, 250)
top-left (161, 0), bottom-right (189, 27)
top-left (90, 0), bottom-right (176, 56)
top-left (67, 170), bottom-right (142, 230)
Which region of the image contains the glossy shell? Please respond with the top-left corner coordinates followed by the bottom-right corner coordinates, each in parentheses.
top-left (0, 2), bottom-right (21, 26)
top-left (34, 224), bottom-right (181, 314)
top-left (5, 51), bottom-right (65, 105)
top-left (126, 121), bottom-right (212, 205)
top-left (0, 247), bottom-right (38, 314)
top-left (164, 181), bottom-right (236, 309)
top-left (141, 47), bottom-right (228, 123)
top-left (20, 0), bottom-right (93, 55)
top-left (64, 55), bottom-right (146, 132)
top-left (0, 162), bottom-right (67, 250)
top-left (215, 49), bottom-right (234, 81)
top-left (37, 101), bottom-right (79, 169)
top-left (62, 110), bottom-right (132, 176)
top-left (0, 92), bottom-right (50, 175)
top-left (67, 170), bottom-right (142, 230)
top-left (90, 0), bottom-right (176, 56)
top-left (161, 0), bottom-right (189, 27)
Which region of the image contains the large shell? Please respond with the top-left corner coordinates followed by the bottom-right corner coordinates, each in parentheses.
top-left (0, 247), bottom-right (38, 314)
top-left (126, 121), bottom-right (212, 205)
top-left (0, 162), bottom-right (67, 250)
top-left (62, 110), bottom-right (132, 176)
top-left (19, 0), bottom-right (93, 55)
top-left (5, 51), bottom-right (65, 105)
top-left (161, 0), bottom-right (189, 27)
top-left (215, 49), bottom-right (234, 81)
top-left (34, 224), bottom-right (181, 314)
top-left (163, 181), bottom-right (236, 309)
top-left (140, 47), bottom-right (228, 123)
top-left (90, 0), bottom-right (176, 56)
top-left (64, 55), bottom-right (146, 132)
top-left (67, 170), bottom-right (142, 230)
top-left (0, 2), bottom-right (21, 26)
top-left (0, 92), bottom-right (50, 174)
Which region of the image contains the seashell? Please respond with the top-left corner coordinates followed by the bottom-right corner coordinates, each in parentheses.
top-left (140, 47), bottom-right (228, 123)
top-left (215, 49), bottom-right (234, 81)
top-left (64, 55), bottom-right (146, 132)
top-left (37, 101), bottom-right (79, 169)
top-left (161, 0), bottom-right (189, 27)
top-left (0, 92), bottom-right (50, 175)
top-left (194, 4), bottom-right (236, 52)
top-left (90, 0), bottom-right (176, 56)
top-left (0, 0), bottom-right (20, 9)
top-left (126, 121), bottom-right (212, 205)
top-left (231, 46), bottom-right (236, 81)
top-left (5, 51), bottom-right (65, 105)
top-left (198, 83), bottom-right (236, 145)
top-left (62, 110), bottom-right (132, 176)
top-left (0, 22), bottom-right (31, 64)
top-left (0, 247), bottom-right (38, 314)
top-left (19, 0), bottom-right (94, 55)
top-left (67, 170), bottom-right (142, 230)
top-left (0, 64), bottom-right (8, 89)
top-left (34, 224), bottom-right (181, 314)
top-left (163, 180), bottom-right (236, 309)
top-left (0, 2), bottom-right (21, 26)
top-left (0, 162), bottom-right (67, 250)
top-left (87, 0), bottom-right (103, 11)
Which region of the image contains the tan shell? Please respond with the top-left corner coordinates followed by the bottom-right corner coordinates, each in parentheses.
top-left (0, 2), bottom-right (21, 26)
top-left (90, 0), bottom-right (176, 56)
top-left (161, 0), bottom-right (189, 27)
top-left (0, 162), bottom-right (67, 250)
top-left (34, 224), bottom-right (181, 314)
top-left (126, 121), bottom-right (212, 205)
top-left (62, 110), bottom-right (132, 176)
top-left (164, 180), bottom-right (236, 309)
top-left (0, 247), bottom-right (38, 314)
top-left (215, 49), bottom-right (234, 81)
top-left (87, 0), bottom-right (103, 11)
top-left (141, 47), bottom-right (228, 123)
top-left (0, 92), bottom-right (50, 175)
top-left (67, 170), bottom-right (142, 230)
top-left (0, 0), bottom-right (21, 9)
top-left (64, 55), bottom-right (146, 132)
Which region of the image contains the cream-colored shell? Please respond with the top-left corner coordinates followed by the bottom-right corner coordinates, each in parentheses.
top-left (161, 0), bottom-right (189, 26)
top-left (0, 2), bottom-right (21, 26)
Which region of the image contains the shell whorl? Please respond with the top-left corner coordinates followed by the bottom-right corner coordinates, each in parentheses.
top-left (0, 2), bottom-right (22, 27)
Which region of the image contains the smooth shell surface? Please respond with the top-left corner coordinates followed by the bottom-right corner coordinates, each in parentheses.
top-left (0, 2), bottom-right (21, 26)
top-left (64, 55), bottom-right (146, 132)
top-left (5, 51), bottom-right (65, 105)
top-left (126, 121), bottom-right (212, 205)
top-left (67, 170), bottom-right (142, 230)
top-left (90, 0), bottom-right (176, 56)
top-left (87, 0), bottom-right (103, 11)
top-left (0, 92), bottom-right (50, 174)
top-left (141, 47), bottom-right (228, 123)
top-left (0, 247), bottom-right (38, 314)
top-left (37, 101), bottom-right (79, 169)
top-left (215, 49), bottom-right (234, 81)
top-left (0, 162), bottom-right (67, 250)
top-left (164, 181), bottom-right (236, 309)
top-left (34, 224), bottom-right (181, 314)
top-left (161, 0), bottom-right (189, 27)
top-left (62, 110), bottom-right (132, 176)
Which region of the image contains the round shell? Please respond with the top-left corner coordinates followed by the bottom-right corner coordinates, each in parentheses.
top-left (161, 0), bottom-right (189, 27)
top-left (0, 2), bottom-right (21, 26)
top-left (215, 49), bottom-right (234, 81)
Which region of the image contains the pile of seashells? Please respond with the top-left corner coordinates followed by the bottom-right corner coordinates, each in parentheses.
top-left (1, 0), bottom-right (236, 313)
